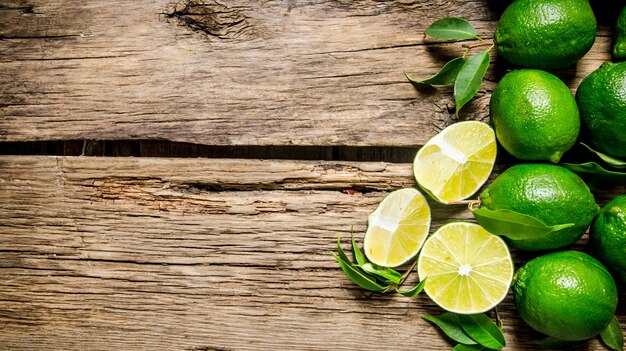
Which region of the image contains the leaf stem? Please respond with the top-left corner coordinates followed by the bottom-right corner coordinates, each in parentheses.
top-left (468, 199), bottom-right (481, 211)
top-left (448, 199), bottom-right (481, 208)
top-left (462, 40), bottom-right (494, 50)
top-left (495, 307), bottom-right (503, 330)
top-left (462, 48), bottom-right (470, 59)
top-left (399, 260), bottom-right (417, 284)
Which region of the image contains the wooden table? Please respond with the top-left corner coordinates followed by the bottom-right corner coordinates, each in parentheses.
top-left (0, 1), bottom-right (624, 349)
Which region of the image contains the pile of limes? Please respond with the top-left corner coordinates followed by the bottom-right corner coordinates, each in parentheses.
top-left (337, 0), bottom-right (626, 349)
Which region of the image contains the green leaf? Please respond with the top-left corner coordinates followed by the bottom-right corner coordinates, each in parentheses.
top-left (396, 277), bottom-right (427, 297)
top-left (405, 57), bottom-right (465, 85)
top-left (454, 51), bottom-right (490, 115)
top-left (582, 143), bottom-right (626, 169)
top-left (359, 263), bottom-right (402, 284)
top-left (336, 235), bottom-right (351, 263)
top-left (531, 336), bottom-right (576, 350)
top-left (472, 207), bottom-right (574, 241)
top-left (458, 313), bottom-right (506, 350)
top-left (425, 18), bottom-right (479, 40)
top-left (561, 162), bottom-right (626, 185)
top-left (332, 253), bottom-right (387, 292)
top-left (453, 345), bottom-right (488, 351)
top-left (422, 312), bottom-right (477, 345)
top-left (350, 229), bottom-right (367, 266)
top-left (600, 316), bottom-right (624, 351)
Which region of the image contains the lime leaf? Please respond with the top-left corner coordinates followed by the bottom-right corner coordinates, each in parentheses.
top-left (396, 277), bottom-right (427, 297)
top-left (458, 313), bottom-right (506, 350)
top-left (332, 253), bottom-right (386, 292)
top-left (453, 345), bottom-right (488, 351)
top-left (581, 143), bottom-right (626, 169)
top-left (600, 316), bottom-right (624, 351)
top-left (422, 312), bottom-right (477, 345)
top-left (561, 162), bottom-right (626, 185)
top-left (405, 57), bottom-right (465, 85)
top-left (425, 18), bottom-right (479, 40)
top-left (350, 229), bottom-right (367, 266)
top-left (454, 51), bottom-right (489, 115)
top-left (337, 234), bottom-right (351, 263)
top-left (531, 336), bottom-right (576, 349)
top-left (472, 207), bottom-right (574, 241)
top-left (359, 263), bottom-right (402, 284)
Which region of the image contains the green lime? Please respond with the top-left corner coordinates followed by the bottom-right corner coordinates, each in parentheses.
top-left (591, 194), bottom-right (626, 282)
top-left (513, 250), bottom-right (618, 341)
top-left (494, 0), bottom-right (596, 70)
top-left (576, 62), bottom-right (626, 159)
top-left (490, 70), bottom-right (580, 163)
top-left (479, 164), bottom-right (599, 251)
top-left (614, 7), bottom-right (626, 60)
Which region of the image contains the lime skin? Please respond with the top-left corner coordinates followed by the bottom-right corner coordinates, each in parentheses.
top-left (490, 69), bottom-right (579, 163)
top-left (614, 7), bottom-right (626, 60)
top-left (513, 250), bottom-right (618, 341)
top-left (495, 0), bottom-right (596, 70)
top-left (576, 62), bottom-right (626, 159)
top-left (479, 164), bottom-right (599, 251)
top-left (591, 194), bottom-right (626, 282)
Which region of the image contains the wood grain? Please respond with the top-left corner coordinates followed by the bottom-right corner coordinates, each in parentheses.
top-left (1, 156), bottom-right (624, 350)
top-left (0, 0), bottom-right (614, 146)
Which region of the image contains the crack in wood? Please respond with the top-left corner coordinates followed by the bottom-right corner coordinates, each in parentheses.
top-left (166, 0), bottom-right (252, 40)
top-left (0, 3), bottom-right (34, 14)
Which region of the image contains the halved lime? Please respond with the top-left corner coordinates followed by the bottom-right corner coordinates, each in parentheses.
top-left (363, 188), bottom-right (431, 267)
top-left (413, 121), bottom-right (496, 204)
top-left (417, 222), bottom-right (513, 314)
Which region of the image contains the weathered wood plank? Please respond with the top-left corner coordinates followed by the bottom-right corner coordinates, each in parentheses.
top-left (0, 156), bottom-right (624, 350)
top-left (0, 0), bottom-right (615, 146)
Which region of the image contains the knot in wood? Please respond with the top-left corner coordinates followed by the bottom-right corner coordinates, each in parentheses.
top-left (167, 0), bottom-right (251, 40)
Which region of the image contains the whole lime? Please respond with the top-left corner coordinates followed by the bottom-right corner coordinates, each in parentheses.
top-left (513, 251), bottom-right (618, 341)
top-left (614, 7), bottom-right (626, 60)
top-left (479, 164), bottom-right (599, 251)
top-left (576, 62), bottom-right (626, 159)
top-left (591, 194), bottom-right (626, 282)
top-left (494, 0), bottom-right (596, 70)
top-left (490, 69), bottom-right (580, 163)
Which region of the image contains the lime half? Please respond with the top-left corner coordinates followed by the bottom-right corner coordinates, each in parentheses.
top-left (364, 188), bottom-right (431, 267)
top-left (413, 121), bottom-right (496, 204)
top-left (417, 222), bottom-right (513, 314)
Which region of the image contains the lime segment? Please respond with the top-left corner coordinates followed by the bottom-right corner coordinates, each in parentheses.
top-left (417, 222), bottom-right (513, 314)
top-left (363, 188), bottom-right (431, 267)
top-left (413, 121), bottom-right (496, 204)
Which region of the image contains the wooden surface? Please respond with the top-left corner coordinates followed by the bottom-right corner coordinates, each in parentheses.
top-left (2, 0), bottom-right (626, 350)
top-left (0, 0), bottom-right (616, 146)
top-left (0, 156), bottom-right (623, 350)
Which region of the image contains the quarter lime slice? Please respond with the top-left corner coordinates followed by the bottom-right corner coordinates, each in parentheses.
top-left (364, 188), bottom-right (431, 267)
top-left (414, 121), bottom-right (496, 204)
top-left (417, 222), bottom-right (513, 314)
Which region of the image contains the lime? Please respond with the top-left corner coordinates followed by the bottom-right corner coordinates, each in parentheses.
top-left (494, 0), bottom-right (596, 70)
top-left (576, 62), bottom-right (626, 159)
top-left (591, 194), bottom-right (626, 282)
top-left (417, 222), bottom-right (513, 314)
top-left (490, 69), bottom-right (580, 163)
top-left (364, 188), bottom-right (431, 267)
top-left (513, 250), bottom-right (618, 341)
top-left (479, 164), bottom-right (599, 251)
top-left (413, 121), bottom-right (496, 204)
top-left (614, 7), bottom-right (626, 60)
